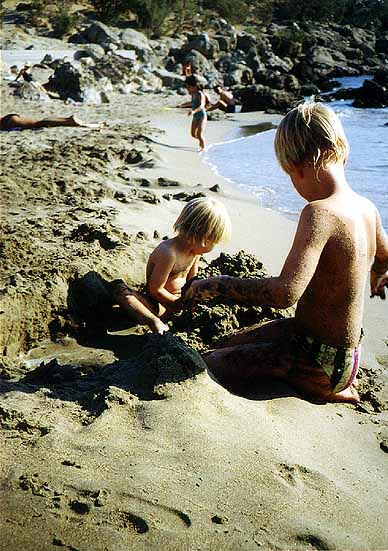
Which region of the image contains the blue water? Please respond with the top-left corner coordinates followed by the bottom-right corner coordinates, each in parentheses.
top-left (205, 77), bottom-right (388, 230)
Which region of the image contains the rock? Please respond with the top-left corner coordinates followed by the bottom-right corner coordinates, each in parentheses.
top-left (153, 68), bottom-right (185, 89)
top-left (376, 34), bottom-right (388, 55)
top-left (238, 84), bottom-right (299, 113)
top-left (352, 78), bottom-right (388, 108)
top-left (120, 28), bottom-right (152, 61)
top-left (214, 34), bottom-right (237, 52)
top-left (237, 32), bottom-right (258, 52)
top-left (74, 44), bottom-right (106, 61)
top-left (74, 21), bottom-right (120, 47)
top-left (183, 33), bottom-right (220, 60)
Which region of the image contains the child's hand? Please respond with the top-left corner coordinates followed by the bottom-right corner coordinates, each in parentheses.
top-left (370, 271), bottom-right (388, 299)
top-left (182, 277), bottom-right (216, 304)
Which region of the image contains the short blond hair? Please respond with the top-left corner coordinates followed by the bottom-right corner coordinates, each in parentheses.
top-left (174, 197), bottom-right (231, 245)
top-left (274, 101), bottom-right (349, 174)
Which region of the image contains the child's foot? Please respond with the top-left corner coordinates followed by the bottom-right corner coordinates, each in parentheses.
top-left (149, 319), bottom-right (169, 335)
top-left (329, 384), bottom-right (360, 404)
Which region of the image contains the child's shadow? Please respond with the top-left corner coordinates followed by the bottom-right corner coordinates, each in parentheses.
top-left (68, 271), bottom-right (134, 331)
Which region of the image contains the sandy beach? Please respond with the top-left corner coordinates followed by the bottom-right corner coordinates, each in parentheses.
top-left (1, 61), bottom-right (388, 551)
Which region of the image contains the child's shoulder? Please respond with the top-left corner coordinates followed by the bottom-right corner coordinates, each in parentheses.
top-left (150, 238), bottom-right (178, 260)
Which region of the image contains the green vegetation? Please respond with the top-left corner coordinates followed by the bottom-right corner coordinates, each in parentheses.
top-left (11, 0), bottom-right (388, 34)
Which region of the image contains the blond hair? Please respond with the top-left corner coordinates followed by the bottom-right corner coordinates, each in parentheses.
top-left (274, 101), bottom-right (349, 174)
top-left (174, 197), bottom-right (231, 245)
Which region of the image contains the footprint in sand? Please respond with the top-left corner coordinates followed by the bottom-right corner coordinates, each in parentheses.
top-left (275, 462), bottom-right (335, 492)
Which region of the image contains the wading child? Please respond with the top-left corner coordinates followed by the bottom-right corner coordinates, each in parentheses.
top-left (111, 197), bottom-right (231, 335)
top-left (183, 101), bottom-right (388, 404)
top-left (184, 75), bottom-right (207, 152)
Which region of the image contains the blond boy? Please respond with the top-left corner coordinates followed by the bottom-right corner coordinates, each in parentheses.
top-left (184, 101), bottom-right (388, 404)
top-left (111, 197), bottom-right (231, 335)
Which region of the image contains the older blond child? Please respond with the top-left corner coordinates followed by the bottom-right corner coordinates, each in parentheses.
top-left (184, 101), bottom-right (388, 404)
top-left (111, 197), bottom-right (231, 334)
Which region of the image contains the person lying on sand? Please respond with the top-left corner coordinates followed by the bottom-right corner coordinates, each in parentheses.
top-left (0, 113), bottom-right (103, 131)
top-left (110, 197), bottom-right (231, 335)
top-left (183, 101), bottom-right (388, 404)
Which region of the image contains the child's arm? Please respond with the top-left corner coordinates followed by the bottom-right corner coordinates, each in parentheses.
top-left (183, 204), bottom-right (329, 307)
top-left (177, 101), bottom-right (191, 108)
top-left (187, 256), bottom-right (200, 280)
top-left (370, 208), bottom-right (388, 299)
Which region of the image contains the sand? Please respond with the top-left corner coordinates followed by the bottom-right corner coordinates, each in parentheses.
top-left (1, 65), bottom-right (388, 551)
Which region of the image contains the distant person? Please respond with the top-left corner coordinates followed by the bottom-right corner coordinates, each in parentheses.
top-left (207, 85), bottom-right (236, 114)
top-left (183, 101), bottom-right (388, 404)
top-left (0, 113), bottom-right (102, 131)
top-left (14, 63), bottom-right (58, 99)
top-left (177, 75), bottom-right (207, 152)
top-left (182, 61), bottom-right (194, 77)
top-left (110, 197), bottom-right (231, 334)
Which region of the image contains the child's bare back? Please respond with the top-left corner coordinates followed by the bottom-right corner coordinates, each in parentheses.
top-left (294, 189), bottom-right (378, 348)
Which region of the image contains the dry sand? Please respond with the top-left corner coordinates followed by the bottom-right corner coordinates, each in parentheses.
top-left (1, 67), bottom-right (388, 551)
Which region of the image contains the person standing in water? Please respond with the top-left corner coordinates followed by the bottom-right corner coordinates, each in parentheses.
top-left (178, 75), bottom-right (207, 152)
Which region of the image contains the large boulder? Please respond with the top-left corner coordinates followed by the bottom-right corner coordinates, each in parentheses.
top-left (70, 21), bottom-right (120, 48)
top-left (119, 28), bottom-right (152, 61)
top-left (238, 84), bottom-right (299, 113)
top-left (153, 68), bottom-right (185, 89)
top-left (74, 44), bottom-right (106, 62)
top-left (183, 33), bottom-right (220, 59)
top-left (236, 32), bottom-right (258, 52)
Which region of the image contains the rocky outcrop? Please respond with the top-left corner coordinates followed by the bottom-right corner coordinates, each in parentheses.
top-left (325, 70), bottom-right (388, 108)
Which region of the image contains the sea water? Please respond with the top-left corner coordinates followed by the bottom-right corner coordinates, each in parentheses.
top-left (205, 77), bottom-right (388, 230)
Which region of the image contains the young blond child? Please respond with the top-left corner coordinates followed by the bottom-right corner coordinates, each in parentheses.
top-left (183, 101), bottom-right (388, 404)
top-left (111, 197), bottom-right (231, 335)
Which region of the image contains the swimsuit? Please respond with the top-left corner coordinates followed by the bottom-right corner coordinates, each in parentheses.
top-left (192, 92), bottom-right (206, 122)
top-left (291, 330), bottom-right (363, 393)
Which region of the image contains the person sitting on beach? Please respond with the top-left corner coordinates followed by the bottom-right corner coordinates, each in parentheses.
top-left (14, 63), bottom-right (59, 99)
top-left (177, 76), bottom-right (208, 152)
top-left (110, 197), bottom-right (231, 335)
top-left (0, 113), bottom-right (102, 131)
top-left (183, 101), bottom-right (388, 404)
top-left (207, 85), bottom-right (236, 114)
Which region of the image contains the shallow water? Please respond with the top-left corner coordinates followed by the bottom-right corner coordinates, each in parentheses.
top-left (206, 78), bottom-right (388, 229)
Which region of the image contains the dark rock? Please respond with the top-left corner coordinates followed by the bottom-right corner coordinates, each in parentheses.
top-left (238, 84), bottom-right (299, 113)
top-left (70, 500), bottom-right (91, 514)
top-left (183, 33), bottom-right (220, 59)
top-left (209, 184), bottom-right (220, 192)
top-left (73, 21), bottom-right (120, 47)
top-left (236, 32), bottom-right (257, 52)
